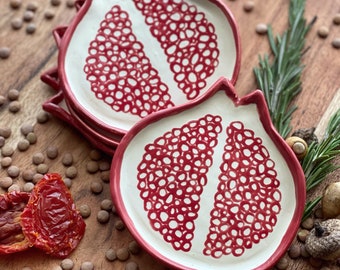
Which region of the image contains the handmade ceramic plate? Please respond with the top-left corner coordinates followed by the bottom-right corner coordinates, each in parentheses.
top-left (58, 0), bottom-right (241, 135)
top-left (110, 78), bottom-right (306, 269)
top-left (42, 88), bottom-right (118, 155)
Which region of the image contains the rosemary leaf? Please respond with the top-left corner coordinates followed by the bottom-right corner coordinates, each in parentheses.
top-left (302, 197), bottom-right (322, 222)
top-left (253, 0), bottom-right (313, 138)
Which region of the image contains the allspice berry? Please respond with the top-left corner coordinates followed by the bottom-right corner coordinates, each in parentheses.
top-left (285, 136), bottom-right (308, 159)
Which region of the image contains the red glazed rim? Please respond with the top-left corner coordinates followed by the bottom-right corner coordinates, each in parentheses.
top-left (58, 0), bottom-right (241, 136)
top-left (110, 77), bottom-right (306, 270)
top-left (42, 88), bottom-right (118, 155)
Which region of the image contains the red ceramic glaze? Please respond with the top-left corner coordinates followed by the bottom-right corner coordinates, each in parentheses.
top-left (57, 0), bottom-right (241, 135)
top-left (110, 77), bottom-right (306, 270)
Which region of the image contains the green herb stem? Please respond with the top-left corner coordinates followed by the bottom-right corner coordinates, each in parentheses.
top-left (254, 0), bottom-right (314, 139)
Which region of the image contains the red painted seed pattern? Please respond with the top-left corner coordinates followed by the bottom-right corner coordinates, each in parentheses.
top-left (137, 114), bottom-right (222, 251)
top-left (133, 0), bottom-right (219, 100)
top-left (84, 5), bottom-right (174, 118)
top-left (204, 121), bottom-right (282, 258)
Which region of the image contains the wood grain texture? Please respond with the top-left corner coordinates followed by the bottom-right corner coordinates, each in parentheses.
top-left (0, 0), bottom-right (339, 269)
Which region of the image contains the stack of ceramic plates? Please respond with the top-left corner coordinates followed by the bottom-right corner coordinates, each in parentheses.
top-left (41, 1), bottom-right (307, 269)
top-left (41, 0), bottom-right (241, 155)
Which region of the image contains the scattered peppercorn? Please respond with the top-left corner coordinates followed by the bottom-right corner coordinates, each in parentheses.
top-left (0, 95), bottom-right (6, 106)
top-left (26, 2), bottom-right (38, 12)
top-left (80, 261), bottom-right (94, 270)
top-left (79, 204), bottom-right (91, 218)
top-left (243, 1), bottom-right (254, 12)
top-left (32, 152), bottom-right (45, 165)
top-left (105, 249), bottom-right (116, 261)
top-left (10, 0), bottom-right (22, 9)
top-left (8, 89), bottom-right (20, 101)
top-left (99, 161), bottom-right (110, 171)
top-left (301, 217), bottom-right (314, 230)
top-left (89, 149), bottom-right (101, 161)
top-left (9, 100), bottom-right (21, 113)
top-left (63, 178), bottom-right (72, 188)
top-left (8, 184), bottom-right (21, 192)
top-left (128, 241), bottom-right (141, 255)
top-left (65, 166), bottom-right (78, 178)
top-left (44, 10), bottom-right (55, 20)
top-left (100, 199), bottom-right (113, 211)
top-left (332, 37), bottom-right (340, 49)
top-left (17, 139), bottom-right (30, 151)
top-left (23, 182), bottom-right (35, 192)
top-left (0, 177), bottom-right (13, 189)
top-left (288, 243), bottom-right (301, 259)
top-left (66, 0), bottom-right (75, 8)
top-left (317, 26), bottom-right (329, 38)
top-left (125, 261), bottom-right (139, 270)
top-left (36, 111), bottom-right (50, 123)
top-left (100, 171), bottom-right (110, 183)
top-left (50, 0), bottom-right (61, 6)
top-left (1, 145), bottom-right (15, 157)
top-left (62, 152), bottom-right (73, 166)
top-left (26, 23), bottom-right (36, 34)
top-left (20, 123), bottom-right (34, 136)
top-left (46, 145), bottom-right (58, 159)
top-left (0, 127), bottom-right (11, 138)
top-left (86, 160), bottom-right (99, 173)
top-left (300, 244), bottom-right (310, 258)
top-left (297, 229), bottom-right (309, 242)
top-left (255, 23), bottom-right (268, 35)
top-left (7, 165), bottom-right (20, 178)
top-left (60, 258), bottom-right (74, 270)
top-left (114, 219), bottom-right (125, 231)
top-left (36, 163), bottom-right (49, 174)
top-left (91, 181), bottom-right (103, 194)
top-left (22, 169), bottom-right (35, 182)
top-left (23, 10), bottom-right (35, 22)
top-left (97, 210), bottom-right (110, 223)
top-left (333, 13), bottom-right (340, 25)
top-left (26, 132), bottom-right (37, 144)
top-left (1, 157), bottom-right (12, 167)
top-left (0, 47), bottom-right (11, 59)
top-left (11, 18), bottom-right (23, 30)
top-left (0, 137), bottom-right (4, 148)
top-left (275, 256), bottom-right (289, 269)
top-left (32, 173), bottom-right (43, 184)
top-left (116, 247), bottom-right (130, 261)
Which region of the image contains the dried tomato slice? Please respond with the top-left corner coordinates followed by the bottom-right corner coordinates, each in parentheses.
top-left (21, 173), bottom-right (86, 258)
top-left (0, 191), bottom-right (31, 254)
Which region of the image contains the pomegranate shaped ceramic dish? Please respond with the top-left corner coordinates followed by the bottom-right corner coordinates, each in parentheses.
top-left (51, 0), bottom-right (240, 136)
top-left (110, 78), bottom-right (306, 269)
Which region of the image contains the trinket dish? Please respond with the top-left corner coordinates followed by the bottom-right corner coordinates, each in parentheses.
top-left (46, 0), bottom-right (240, 137)
top-left (110, 77), bottom-right (306, 269)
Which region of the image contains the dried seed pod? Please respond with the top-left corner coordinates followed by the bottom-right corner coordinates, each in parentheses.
top-left (305, 219), bottom-right (340, 261)
top-left (285, 136), bottom-right (308, 159)
top-left (322, 182), bottom-right (340, 218)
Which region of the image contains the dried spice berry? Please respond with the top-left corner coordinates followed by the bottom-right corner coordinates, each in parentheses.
top-left (11, 18), bottom-right (23, 30)
top-left (0, 47), bottom-right (11, 59)
top-left (8, 89), bottom-right (20, 101)
top-left (0, 192), bottom-right (31, 254)
top-left (21, 173), bottom-right (86, 258)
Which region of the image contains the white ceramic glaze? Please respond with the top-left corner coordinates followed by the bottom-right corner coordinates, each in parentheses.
top-left (58, 0), bottom-right (241, 134)
top-left (111, 78), bottom-right (306, 270)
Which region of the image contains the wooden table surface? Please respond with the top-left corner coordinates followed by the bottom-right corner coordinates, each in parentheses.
top-left (0, 0), bottom-right (339, 269)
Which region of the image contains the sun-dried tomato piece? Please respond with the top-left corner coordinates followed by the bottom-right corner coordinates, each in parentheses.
top-left (0, 191), bottom-right (31, 254)
top-left (21, 173), bottom-right (86, 258)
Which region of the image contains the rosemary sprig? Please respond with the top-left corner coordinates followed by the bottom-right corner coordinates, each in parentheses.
top-left (254, 0), bottom-right (315, 139)
top-left (253, 0), bottom-right (340, 220)
top-left (302, 109), bottom-right (340, 219)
